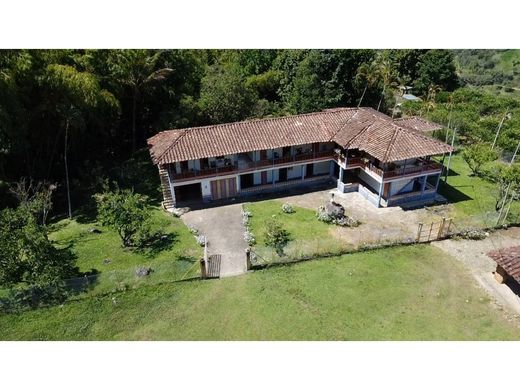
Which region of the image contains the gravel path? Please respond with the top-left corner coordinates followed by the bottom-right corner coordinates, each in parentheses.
top-left (181, 203), bottom-right (248, 277)
top-left (278, 189), bottom-right (453, 248)
top-left (432, 227), bottom-right (520, 317)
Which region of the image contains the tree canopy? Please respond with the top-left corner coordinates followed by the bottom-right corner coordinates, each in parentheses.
top-left (0, 49), bottom-right (460, 214)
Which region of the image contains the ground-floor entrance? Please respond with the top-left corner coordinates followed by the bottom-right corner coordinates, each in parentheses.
top-left (174, 182), bottom-right (203, 203)
top-left (211, 177), bottom-right (237, 200)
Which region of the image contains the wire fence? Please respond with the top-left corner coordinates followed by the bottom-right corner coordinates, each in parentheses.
top-left (247, 209), bottom-right (520, 270)
top-left (0, 258), bottom-right (202, 313)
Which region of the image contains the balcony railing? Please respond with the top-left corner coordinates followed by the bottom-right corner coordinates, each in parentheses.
top-left (382, 161), bottom-right (443, 179)
top-left (170, 150), bottom-right (335, 182)
top-left (337, 152), bottom-right (443, 180)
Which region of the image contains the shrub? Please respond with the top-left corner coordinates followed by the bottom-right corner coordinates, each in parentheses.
top-left (243, 230), bottom-right (256, 246)
top-left (264, 216), bottom-right (290, 256)
top-left (94, 187), bottom-right (154, 247)
top-left (316, 204), bottom-right (360, 227)
top-left (196, 234), bottom-right (207, 246)
top-left (458, 228), bottom-right (488, 240)
top-left (461, 143), bottom-right (499, 176)
top-left (281, 203), bottom-right (295, 214)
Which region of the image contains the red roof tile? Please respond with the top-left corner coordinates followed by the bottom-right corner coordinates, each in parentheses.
top-left (148, 107), bottom-right (452, 165)
top-left (487, 246), bottom-right (520, 284)
top-left (393, 116), bottom-right (443, 132)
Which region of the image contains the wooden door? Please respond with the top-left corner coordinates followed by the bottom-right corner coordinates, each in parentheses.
top-left (210, 178), bottom-right (237, 200)
top-left (279, 168), bottom-right (288, 182)
top-left (261, 171), bottom-right (268, 185)
top-left (306, 163), bottom-right (314, 178)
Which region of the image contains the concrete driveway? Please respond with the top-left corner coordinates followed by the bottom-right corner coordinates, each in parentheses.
top-left (181, 203), bottom-right (248, 277)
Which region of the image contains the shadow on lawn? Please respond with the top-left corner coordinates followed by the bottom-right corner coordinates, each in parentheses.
top-left (438, 181), bottom-right (473, 204)
top-left (139, 232), bottom-right (179, 257)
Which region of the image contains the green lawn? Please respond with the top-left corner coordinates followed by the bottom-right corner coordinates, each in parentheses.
top-left (1, 244), bottom-right (519, 340)
top-left (244, 200), bottom-right (353, 263)
top-left (45, 207), bottom-right (202, 297)
top-left (437, 153), bottom-right (520, 227)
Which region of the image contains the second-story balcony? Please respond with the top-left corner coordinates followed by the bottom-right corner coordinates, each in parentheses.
top-left (170, 150), bottom-right (335, 182)
top-left (337, 153), bottom-right (443, 181)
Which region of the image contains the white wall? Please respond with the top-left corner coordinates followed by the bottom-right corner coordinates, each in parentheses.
top-left (253, 172), bottom-right (262, 185)
top-left (287, 165), bottom-right (303, 180)
top-left (389, 178), bottom-right (414, 196)
top-left (358, 169), bottom-right (381, 193)
top-left (313, 161), bottom-right (330, 175)
top-left (187, 159), bottom-right (200, 171)
top-left (201, 179), bottom-right (211, 197)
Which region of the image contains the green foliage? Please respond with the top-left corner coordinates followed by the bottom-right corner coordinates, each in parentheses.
top-left (94, 187), bottom-right (153, 247)
top-left (413, 50), bottom-right (458, 95)
top-left (2, 245), bottom-right (520, 340)
top-left (264, 216), bottom-right (290, 256)
top-left (482, 162), bottom-right (520, 211)
top-left (0, 207), bottom-right (76, 288)
top-left (454, 49), bottom-right (520, 95)
top-left (461, 143), bottom-right (498, 175)
top-left (402, 88), bottom-right (520, 153)
top-left (199, 63), bottom-right (257, 123)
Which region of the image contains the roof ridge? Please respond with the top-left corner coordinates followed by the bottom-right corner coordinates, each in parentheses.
top-left (153, 129), bottom-right (190, 164)
top-left (383, 124), bottom-right (402, 162)
top-left (328, 108), bottom-right (360, 141)
top-left (159, 107), bottom-right (357, 134)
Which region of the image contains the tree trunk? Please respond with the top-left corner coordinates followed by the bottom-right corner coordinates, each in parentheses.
top-left (377, 84), bottom-right (386, 111)
top-left (357, 84), bottom-right (368, 108)
top-left (131, 88), bottom-right (137, 154)
top-left (64, 120), bottom-right (72, 219)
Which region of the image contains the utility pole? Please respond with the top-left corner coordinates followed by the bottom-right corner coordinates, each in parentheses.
top-left (510, 139), bottom-right (520, 165)
top-left (444, 128), bottom-right (457, 183)
top-left (491, 111), bottom-right (510, 150)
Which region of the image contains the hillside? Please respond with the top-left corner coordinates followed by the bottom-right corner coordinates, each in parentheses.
top-left (454, 49), bottom-right (520, 96)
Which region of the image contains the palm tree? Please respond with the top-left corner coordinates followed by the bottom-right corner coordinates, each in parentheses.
top-left (374, 54), bottom-right (398, 112)
top-left (108, 50), bottom-right (173, 153)
top-left (355, 62), bottom-right (380, 108)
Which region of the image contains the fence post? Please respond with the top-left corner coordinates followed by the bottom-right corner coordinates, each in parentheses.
top-left (427, 221), bottom-right (434, 241)
top-left (437, 217), bottom-right (446, 239)
top-left (416, 223), bottom-right (423, 242)
top-left (246, 248), bottom-right (252, 270)
top-left (200, 258), bottom-right (207, 279)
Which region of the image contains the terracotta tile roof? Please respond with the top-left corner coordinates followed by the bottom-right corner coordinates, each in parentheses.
top-left (148, 107), bottom-right (452, 165)
top-left (487, 246), bottom-right (520, 284)
top-left (393, 116), bottom-right (443, 132)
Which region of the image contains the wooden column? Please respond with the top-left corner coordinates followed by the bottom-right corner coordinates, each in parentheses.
top-left (376, 180), bottom-right (384, 208)
top-left (494, 265), bottom-right (508, 284)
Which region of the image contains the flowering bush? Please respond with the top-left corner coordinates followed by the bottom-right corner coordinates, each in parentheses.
top-left (196, 234), bottom-right (207, 246)
top-left (316, 206), bottom-right (333, 223)
top-left (316, 205), bottom-right (359, 227)
top-left (281, 203), bottom-right (295, 214)
top-left (243, 230), bottom-right (256, 245)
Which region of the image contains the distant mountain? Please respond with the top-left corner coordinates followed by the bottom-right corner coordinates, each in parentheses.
top-left (453, 49), bottom-right (520, 96)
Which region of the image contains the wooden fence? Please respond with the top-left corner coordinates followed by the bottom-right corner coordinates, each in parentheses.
top-left (416, 218), bottom-right (452, 243)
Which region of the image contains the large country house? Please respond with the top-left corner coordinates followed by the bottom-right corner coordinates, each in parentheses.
top-left (147, 107), bottom-right (452, 210)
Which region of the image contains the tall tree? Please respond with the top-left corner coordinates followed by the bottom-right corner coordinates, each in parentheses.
top-left (198, 63), bottom-right (257, 124)
top-left (106, 50), bottom-right (174, 153)
top-left (355, 61), bottom-right (380, 107)
top-left (40, 64), bottom-right (118, 218)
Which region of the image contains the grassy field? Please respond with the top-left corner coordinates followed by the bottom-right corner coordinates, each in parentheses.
top-left (244, 200), bottom-right (353, 262)
top-left (44, 207), bottom-right (203, 297)
top-left (437, 153), bottom-right (520, 227)
top-left (1, 244), bottom-right (519, 340)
